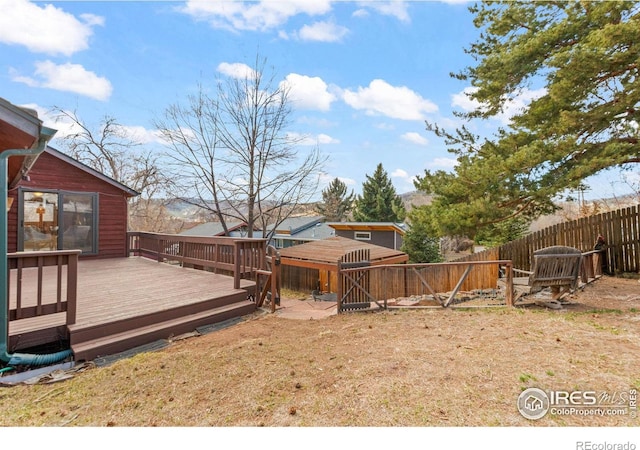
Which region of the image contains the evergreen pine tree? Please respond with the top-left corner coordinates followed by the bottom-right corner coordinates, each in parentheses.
top-left (401, 209), bottom-right (442, 263)
top-left (315, 177), bottom-right (355, 222)
top-left (353, 163), bottom-right (406, 223)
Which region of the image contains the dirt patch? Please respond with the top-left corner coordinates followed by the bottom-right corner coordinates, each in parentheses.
top-left (0, 275), bottom-right (638, 427)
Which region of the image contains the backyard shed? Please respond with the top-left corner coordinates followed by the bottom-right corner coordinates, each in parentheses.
top-left (278, 235), bottom-right (408, 293)
top-left (328, 222), bottom-right (406, 250)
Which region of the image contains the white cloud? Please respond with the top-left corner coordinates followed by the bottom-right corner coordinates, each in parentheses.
top-left (23, 105), bottom-right (164, 146)
top-left (11, 61), bottom-right (112, 101)
top-left (391, 168), bottom-right (409, 178)
top-left (451, 86), bottom-right (482, 112)
top-left (318, 172), bottom-right (356, 189)
top-left (317, 133), bottom-right (340, 144)
top-left (298, 21), bottom-right (349, 42)
top-left (391, 167), bottom-right (417, 193)
top-left (0, 0), bottom-right (103, 56)
top-left (282, 73), bottom-right (336, 111)
top-left (342, 79), bottom-right (438, 121)
top-left (452, 86), bottom-right (547, 125)
top-left (180, 0), bottom-right (333, 32)
top-left (429, 157), bottom-right (458, 169)
top-left (352, 9), bottom-right (369, 18)
top-left (217, 62), bottom-right (257, 79)
top-left (357, 0), bottom-right (410, 22)
top-left (496, 88), bottom-right (546, 124)
top-left (116, 125), bottom-right (166, 145)
top-left (288, 132), bottom-right (339, 146)
top-left (401, 132), bottom-right (428, 145)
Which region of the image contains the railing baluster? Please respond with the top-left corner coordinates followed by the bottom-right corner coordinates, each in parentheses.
top-left (16, 258), bottom-right (23, 319)
top-left (57, 254), bottom-right (63, 312)
top-left (36, 255), bottom-right (44, 315)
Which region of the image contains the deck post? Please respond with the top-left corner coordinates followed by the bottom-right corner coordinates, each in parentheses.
top-left (66, 251), bottom-right (79, 326)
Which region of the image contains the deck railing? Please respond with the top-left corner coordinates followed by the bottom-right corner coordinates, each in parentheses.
top-left (7, 250), bottom-right (80, 325)
top-left (127, 231), bottom-right (268, 289)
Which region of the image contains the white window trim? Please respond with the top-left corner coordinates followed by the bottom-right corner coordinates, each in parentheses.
top-left (354, 231), bottom-right (371, 241)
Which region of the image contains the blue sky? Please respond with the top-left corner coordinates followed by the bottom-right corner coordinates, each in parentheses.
top-left (1, 0), bottom-right (636, 201)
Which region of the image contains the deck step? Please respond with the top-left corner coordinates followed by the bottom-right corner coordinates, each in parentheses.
top-left (71, 300), bottom-right (256, 362)
top-left (68, 290), bottom-right (249, 344)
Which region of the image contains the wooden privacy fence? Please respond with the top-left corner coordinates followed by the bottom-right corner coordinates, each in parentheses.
top-left (7, 250), bottom-right (80, 326)
top-left (338, 247), bottom-right (514, 312)
top-left (456, 246), bottom-right (605, 287)
top-left (127, 232), bottom-right (268, 290)
top-left (498, 204), bottom-right (640, 274)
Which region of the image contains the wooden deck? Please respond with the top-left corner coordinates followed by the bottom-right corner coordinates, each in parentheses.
top-left (8, 257), bottom-right (256, 361)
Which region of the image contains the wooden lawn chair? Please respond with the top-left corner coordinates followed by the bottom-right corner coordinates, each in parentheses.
top-left (512, 245), bottom-right (583, 309)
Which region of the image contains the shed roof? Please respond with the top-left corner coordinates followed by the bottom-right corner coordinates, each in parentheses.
top-left (279, 236), bottom-right (408, 270)
top-left (327, 222), bottom-right (407, 235)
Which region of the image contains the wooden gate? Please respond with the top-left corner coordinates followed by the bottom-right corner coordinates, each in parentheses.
top-left (337, 249), bottom-right (377, 313)
top-left (256, 245), bottom-right (281, 313)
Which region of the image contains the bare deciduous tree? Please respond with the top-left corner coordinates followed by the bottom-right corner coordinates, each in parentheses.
top-left (51, 107), bottom-right (175, 232)
top-left (155, 55), bottom-right (326, 238)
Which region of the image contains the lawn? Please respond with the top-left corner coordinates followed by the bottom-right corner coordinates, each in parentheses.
top-left (0, 276), bottom-right (638, 428)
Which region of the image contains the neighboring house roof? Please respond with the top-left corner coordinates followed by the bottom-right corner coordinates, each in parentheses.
top-left (272, 222), bottom-right (335, 245)
top-left (43, 146), bottom-right (139, 197)
top-left (278, 235), bottom-right (408, 270)
top-left (269, 216), bottom-right (325, 235)
top-left (327, 222), bottom-right (407, 235)
top-left (180, 220), bottom-right (254, 237)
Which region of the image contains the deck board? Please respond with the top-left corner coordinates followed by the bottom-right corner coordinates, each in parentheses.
top-left (9, 257), bottom-right (255, 344)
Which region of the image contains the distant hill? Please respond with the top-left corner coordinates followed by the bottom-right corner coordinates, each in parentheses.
top-left (400, 191), bottom-right (432, 210)
top-left (156, 191), bottom-right (638, 232)
top-left (530, 193), bottom-right (639, 232)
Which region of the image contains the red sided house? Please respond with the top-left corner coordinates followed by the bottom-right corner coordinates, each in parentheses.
top-left (8, 146), bottom-right (139, 257)
top-left (1, 98), bottom-right (263, 365)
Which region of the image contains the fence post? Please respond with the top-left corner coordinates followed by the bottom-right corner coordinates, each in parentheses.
top-left (337, 260), bottom-right (343, 313)
top-left (505, 262), bottom-right (514, 307)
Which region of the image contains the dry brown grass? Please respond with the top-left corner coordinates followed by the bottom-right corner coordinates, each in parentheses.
top-left (0, 276), bottom-right (639, 427)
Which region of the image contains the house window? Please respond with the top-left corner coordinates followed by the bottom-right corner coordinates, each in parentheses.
top-left (19, 189), bottom-right (98, 255)
top-left (354, 231), bottom-right (371, 241)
